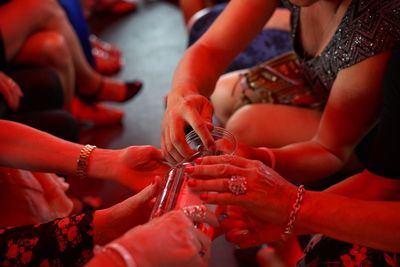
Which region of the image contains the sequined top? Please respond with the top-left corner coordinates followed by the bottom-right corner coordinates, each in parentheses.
top-left (281, 0), bottom-right (400, 103)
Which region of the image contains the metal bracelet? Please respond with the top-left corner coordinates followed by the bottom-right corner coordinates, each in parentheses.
top-left (281, 185), bottom-right (305, 241)
top-left (76, 144), bottom-right (96, 179)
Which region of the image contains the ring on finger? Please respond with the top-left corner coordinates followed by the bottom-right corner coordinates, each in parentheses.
top-left (182, 204), bottom-right (207, 221)
top-left (228, 176), bottom-right (247, 195)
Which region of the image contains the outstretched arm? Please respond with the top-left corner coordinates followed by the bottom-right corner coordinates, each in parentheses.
top-left (0, 120), bottom-right (168, 192)
top-left (162, 0), bottom-right (279, 163)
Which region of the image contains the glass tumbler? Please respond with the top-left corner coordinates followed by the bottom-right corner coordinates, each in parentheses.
top-left (150, 127), bottom-right (237, 231)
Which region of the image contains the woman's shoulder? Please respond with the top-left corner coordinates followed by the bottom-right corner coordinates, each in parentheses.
top-left (328, 0), bottom-right (400, 70)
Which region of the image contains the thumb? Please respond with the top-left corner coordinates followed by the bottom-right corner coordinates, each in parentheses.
top-left (130, 176), bottom-right (161, 205)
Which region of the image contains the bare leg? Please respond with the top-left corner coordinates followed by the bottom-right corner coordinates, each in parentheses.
top-left (0, 0), bottom-right (132, 102)
top-left (211, 69), bottom-right (248, 125)
top-left (13, 31), bottom-right (75, 105)
top-left (226, 104), bottom-right (322, 147)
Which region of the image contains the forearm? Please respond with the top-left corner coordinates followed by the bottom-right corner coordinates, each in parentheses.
top-left (170, 0), bottom-right (278, 99)
top-left (272, 141), bottom-right (344, 183)
top-left (325, 170), bottom-right (400, 200)
top-left (296, 190), bottom-right (400, 252)
top-left (0, 120), bottom-right (118, 180)
top-left (0, 120), bottom-right (82, 174)
top-left (170, 44), bottom-right (227, 98)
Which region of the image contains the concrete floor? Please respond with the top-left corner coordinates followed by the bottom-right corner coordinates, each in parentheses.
top-left (72, 2), bottom-right (243, 266)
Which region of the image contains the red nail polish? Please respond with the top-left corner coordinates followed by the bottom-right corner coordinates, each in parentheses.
top-left (199, 193), bottom-right (208, 200)
top-left (194, 158), bottom-right (203, 164)
top-left (184, 166), bottom-right (194, 173)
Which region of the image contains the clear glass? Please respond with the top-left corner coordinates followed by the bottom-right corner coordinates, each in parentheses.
top-left (150, 127), bottom-right (237, 225)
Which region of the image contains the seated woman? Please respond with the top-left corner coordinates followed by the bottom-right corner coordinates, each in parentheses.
top-left (0, 183), bottom-right (216, 267)
top-left (161, 0), bottom-right (400, 186)
top-left (184, 44), bottom-right (400, 265)
top-left (0, 0), bottom-right (142, 126)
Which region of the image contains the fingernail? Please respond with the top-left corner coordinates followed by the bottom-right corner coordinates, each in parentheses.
top-left (199, 193), bottom-right (208, 200)
top-left (184, 166), bottom-right (194, 173)
top-left (187, 179), bottom-right (196, 186)
top-left (194, 158), bottom-right (203, 164)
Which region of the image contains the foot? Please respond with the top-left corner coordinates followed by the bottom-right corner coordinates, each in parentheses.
top-left (93, 0), bottom-right (139, 14)
top-left (90, 34), bottom-right (122, 58)
top-left (78, 77), bottom-right (143, 103)
top-left (93, 47), bottom-right (123, 75)
top-left (70, 97), bottom-right (124, 126)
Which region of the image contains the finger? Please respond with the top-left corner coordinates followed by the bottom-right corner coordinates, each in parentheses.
top-left (196, 155), bottom-right (253, 168)
top-left (165, 122), bottom-right (187, 163)
top-left (199, 192), bottom-right (246, 206)
top-left (0, 83), bottom-right (15, 110)
top-left (130, 180), bottom-right (159, 204)
top-left (183, 107), bottom-right (215, 150)
top-left (192, 228), bottom-right (212, 260)
top-left (161, 136), bottom-right (177, 164)
top-left (181, 204), bottom-right (219, 227)
top-left (225, 227), bottom-right (251, 244)
top-left (56, 176), bottom-right (70, 192)
top-left (7, 77), bottom-right (23, 96)
top-left (236, 231), bottom-right (263, 248)
top-left (188, 178), bottom-right (230, 193)
top-left (185, 163), bottom-right (248, 179)
top-left (181, 95), bottom-right (214, 150)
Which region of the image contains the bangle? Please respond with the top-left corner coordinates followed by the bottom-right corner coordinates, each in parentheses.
top-left (259, 147), bottom-right (276, 169)
top-left (94, 243), bottom-right (137, 267)
top-left (76, 144), bottom-right (96, 179)
top-left (281, 185), bottom-right (305, 241)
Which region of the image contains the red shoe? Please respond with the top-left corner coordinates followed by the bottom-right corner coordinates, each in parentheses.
top-left (93, 47), bottom-right (123, 76)
top-left (77, 78), bottom-right (143, 104)
top-left (90, 34), bottom-right (122, 58)
top-left (70, 97), bottom-right (124, 126)
top-left (110, 0), bottom-right (138, 14)
top-left (94, 0), bottom-right (138, 15)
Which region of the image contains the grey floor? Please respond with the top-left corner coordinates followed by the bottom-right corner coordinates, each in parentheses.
top-left (78, 1), bottom-right (241, 266)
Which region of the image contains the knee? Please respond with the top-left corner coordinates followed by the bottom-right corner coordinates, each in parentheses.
top-left (37, 32), bottom-right (71, 68)
top-left (225, 107), bottom-right (254, 143)
top-left (211, 72), bottom-right (243, 123)
top-left (37, 0), bottom-right (69, 25)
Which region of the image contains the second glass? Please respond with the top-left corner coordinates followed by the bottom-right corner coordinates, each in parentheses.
top-left (150, 126), bottom-right (237, 223)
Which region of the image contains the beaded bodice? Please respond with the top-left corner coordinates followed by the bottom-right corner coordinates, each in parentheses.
top-left (281, 0), bottom-right (400, 103)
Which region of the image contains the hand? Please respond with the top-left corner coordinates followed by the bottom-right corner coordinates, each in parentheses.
top-left (117, 210), bottom-right (213, 267)
top-left (93, 179), bottom-right (160, 245)
top-left (161, 93), bottom-right (214, 164)
top-left (114, 145), bottom-right (170, 192)
top-left (236, 142), bottom-right (275, 168)
top-left (185, 155), bottom-right (298, 225)
top-left (219, 206), bottom-right (285, 248)
top-left (0, 72), bottom-right (23, 112)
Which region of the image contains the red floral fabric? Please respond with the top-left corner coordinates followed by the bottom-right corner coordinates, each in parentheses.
top-left (0, 212), bottom-right (94, 267)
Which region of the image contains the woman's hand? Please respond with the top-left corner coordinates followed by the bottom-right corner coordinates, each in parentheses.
top-left (185, 155), bottom-right (297, 226)
top-left (93, 179), bottom-right (160, 245)
top-left (0, 72), bottom-right (23, 112)
top-left (113, 145), bottom-right (170, 192)
top-left (161, 93), bottom-right (214, 164)
top-left (218, 205), bottom-right (285, 248)
top-left (117, 209), bottom-right (213, 267)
